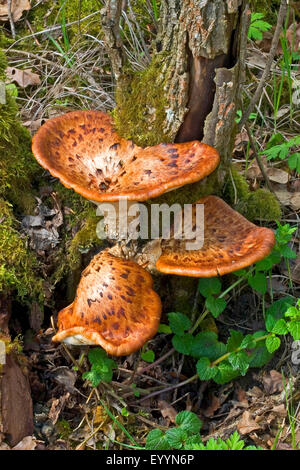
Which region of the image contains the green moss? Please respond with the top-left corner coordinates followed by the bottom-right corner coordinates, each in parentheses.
top-left (0, 199), bottom-right (43, 300)
top-left (56, 419), bottom-right (72, 440)
top-left (68, 212), bottom-right (104, 269)
top-left (224, 166), bottom-right (281, 221)
top-left (113, 52), bottom-right (171, 147)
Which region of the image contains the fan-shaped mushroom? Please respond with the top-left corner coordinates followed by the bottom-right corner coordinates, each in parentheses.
top-left (52, 251), bottom-right (162, 356)
top-left (155, 196), bottom-right (275, 277)
top-left (32, 110), bottom-right (220, 202)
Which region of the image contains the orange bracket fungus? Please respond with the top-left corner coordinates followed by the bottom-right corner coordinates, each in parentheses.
top-left (155, 196), bottom-right (275, 277)
top-left (52, 251), bottom-right (162, 356)
top-left (32, 110), bottom-right (220, 202)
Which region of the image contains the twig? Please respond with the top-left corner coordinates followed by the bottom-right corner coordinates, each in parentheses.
top-left (138, 373), bottom-right (199, 403)
top-left (7, 0), bottom-right (16, 39)
top-left (244, 120), bottom-right (275, 194)
top-left (239, 0), bottom-right (288, 129)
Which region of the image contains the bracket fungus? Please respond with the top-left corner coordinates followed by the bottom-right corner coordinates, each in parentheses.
top-left (155, 196), bottom-right (275, 277)
top-left (52, 251), bottom-right (162, 356)
top-left (32, 110), bottom-right (220, 202)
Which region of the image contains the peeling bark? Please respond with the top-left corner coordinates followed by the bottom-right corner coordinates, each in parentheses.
top-left (0, 354), bottom-right (34, 446)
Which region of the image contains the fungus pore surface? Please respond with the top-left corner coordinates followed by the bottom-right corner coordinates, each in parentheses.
top-left (52, 251), bottom-right (162, 356)
top-left (32, 110), bottom-right (220, 201)
top-left (156, 196), bottom-right (276, 277)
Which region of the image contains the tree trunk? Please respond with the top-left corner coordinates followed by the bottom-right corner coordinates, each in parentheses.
top-left (101, 0), bottom-right (250, 204)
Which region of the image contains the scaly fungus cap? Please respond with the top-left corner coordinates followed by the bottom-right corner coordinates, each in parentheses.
top-left (156, 196), bottom-right (275, 277)
top-left (52, 251), bottom-right (162, 356)
top-left (32, 110), bottom-right (220, 202)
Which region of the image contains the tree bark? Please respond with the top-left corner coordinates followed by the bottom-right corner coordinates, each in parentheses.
top-left (102, 0), bottom-right (250, 201)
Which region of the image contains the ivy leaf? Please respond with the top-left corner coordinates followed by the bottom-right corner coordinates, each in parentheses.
top-left (145, 429), bottom-right (171, 450)
top-left (288, 321), bottom-right (300, 341)
top-left (172, 333), bottom-right (193, 355)
top-left (205, 296), bottom-right (227, 318)
top-left (196, 357), bottom-right (218, 380)
top-left (248, 272), bottom-right (267, 295)
top-left (176, 411), bottom-right (202, 435)
top-left (168, 312), bottom-right (191, 336)
top-left (190, 331), bottom-right (226, 361)
top-left (266, 335), bottom-right (281, 353)
top-left (198, 277), bottom-right (222, 298)
top-left (228, 351), bottom-right (250, 376)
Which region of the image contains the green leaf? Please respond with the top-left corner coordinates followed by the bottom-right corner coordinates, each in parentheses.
top-left (196, 357), bottom-right (218, 380)
top-left (227, 330), bottom-right (244, 352)
top-left (271, 319), bottom-right (288, 335)
top-left (240, 334), bottom-right (256, 350)
top-left (248, 272), bottom-right (267, 294)
top-left (214, 361), bottom-right (240, 385)
top-left (279, 245), bottom-right (297, 259)
top-left (145, 429), bottom-right (171, 450)
top-left (198, 277), bottom-right (222, 298)
top-left (249, 339), bottom-right (273, 368)
top-left (288, 153), bottom-right (300, 173)
top-left (82, 370), bottom-right (102, 387)
top-left (205, 296), bottom-right (227, 318)
top-left (141, 350), bottom-right (155, 363)
top-left (168, 312), bottom-right (191, 336)
top-left (165, 428), bottom-right (187, 449)
top-left (266, 335), bottom-right (281, 353)
top-left (285, 306), bottom-right (299, 318)
top-left (228, 351), bottom-right (250, 376)
top-left (158, 323), bottom-right (172, 334)
top-left (288, 321), bottom-right (300, 341)
top-left (172, 333), bottom-right (193, 355)
top-left (176, 411), bottom-right (202, 435)
top-left (83, 347), bottom-right (117, 385)
top-left (190, 331), bottom-right (226, 360)
top-left (255, 256), bottom-right (274, 271)
top-left (88, 347), bottom-right (106, 364)
top-left (183, 435), bottom-right (203, 450)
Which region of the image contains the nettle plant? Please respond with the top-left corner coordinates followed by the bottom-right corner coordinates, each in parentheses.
top-left (165, 222), bottom-right (298, 383)
top-left (145, 411), bottom-right (261, 450)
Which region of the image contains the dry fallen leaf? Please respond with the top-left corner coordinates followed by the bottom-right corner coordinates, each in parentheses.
top-left (6, 67), bottom-right (41, 88)
top-left (12, 436), bottom-right (37, 450)
top-left (0, 0), bottom-right (31, 22)
top-left (48, 393), bottom-right (70, 425)
top-left (202, 394), bottom-right (221, 418)
top-left (158, 399), bottom-right (178, 424)
top-left (263, 370), bottom-right (284, 395)
top-left (237, 411), bottom-right (261, 435)
top-left (267, 168), bottom-right (289, 185)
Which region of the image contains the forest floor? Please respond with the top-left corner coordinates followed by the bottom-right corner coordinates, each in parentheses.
top-left (1, 0), bottom-right (300, 451)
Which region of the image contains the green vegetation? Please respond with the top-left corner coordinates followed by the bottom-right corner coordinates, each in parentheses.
top-left (145, 411), bottom-right (262, 450)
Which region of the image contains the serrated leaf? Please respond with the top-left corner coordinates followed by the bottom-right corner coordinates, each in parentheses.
top-left (271, 319), bottom-right (288, 335)
top-left (198, 277), bottom-right (221, 298)
top-left (228, 351), bottom-right (250, 376)
top-left (249, 341), bottom-right (273, 367)
top-left (145, 429), bottom-right (171, 450)
top-left (205, 296), bottom-right (227, 318)
top-left (190, 331), bottom-right (226, 360)
top-left (248, 272), bottom-right (267, 294)
top-left (288, 153), bottom-right (300, 173)
top-left (141, 350), bottom-right (155, 363)
top-left (288, 321), bottom-right (300, 341)
top-left (266, 335), bottom-right (281, 353)
top-left (214, 361), bottom-right (240, 385)
top-left (176, 410), bottom-right (202, 434)
top-left (165, 428), bottom-right (187, 449)
top-left (196, 357), bottom-right (218, 380)
top-left (158, 323), bottom-right (172, 334)
top-left (168, 312), bottom-right (191, 336)
top-left (88, 347), bottom-right (106, 364)
top-left (227, 330), bottom-right (244, 352)
top-left (240, 334), bottom-right (256, 350)
top-left (172, 333), bottom-right (193, 355)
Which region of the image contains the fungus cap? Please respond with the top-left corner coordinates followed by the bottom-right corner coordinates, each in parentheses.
top-left (52, 251), bottom-right (162, 356)
top-left (156, 196), bottom-right (275, 277)
top-left (32, 110), bottom-right (220, 202)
